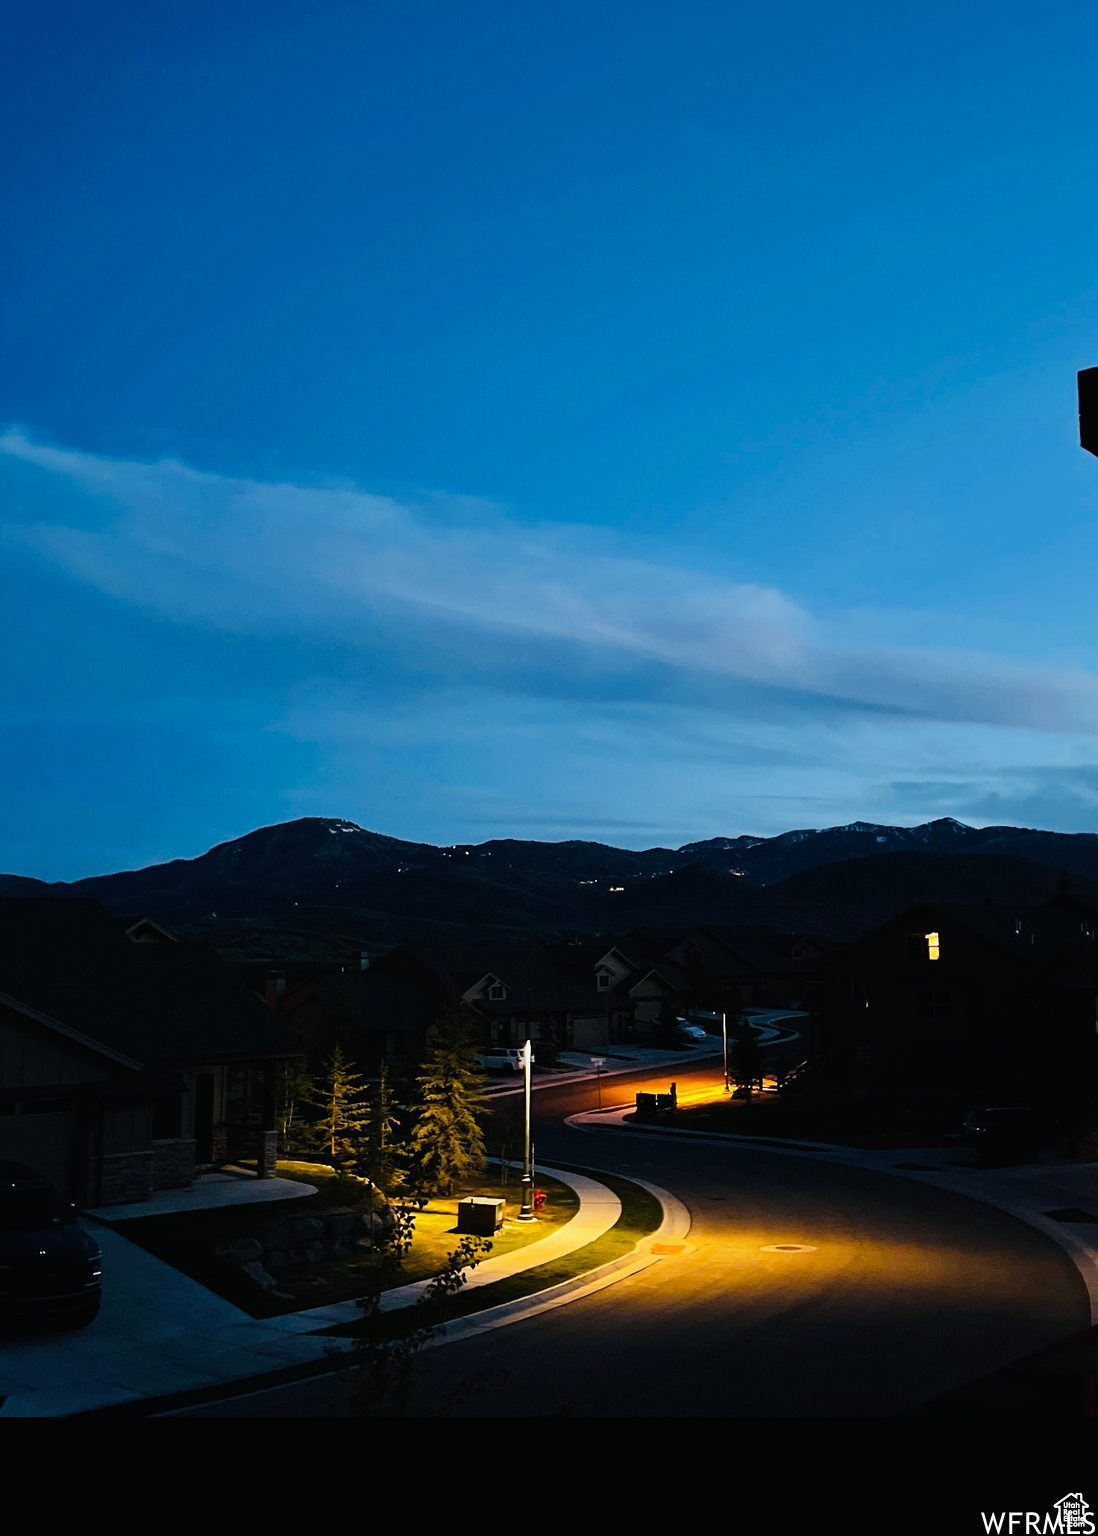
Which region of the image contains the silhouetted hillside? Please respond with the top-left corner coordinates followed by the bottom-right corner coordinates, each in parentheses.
top-left (767, 851), bottom-right (1078, 931)
top-left (5, 813), bottom-right (1098, 948)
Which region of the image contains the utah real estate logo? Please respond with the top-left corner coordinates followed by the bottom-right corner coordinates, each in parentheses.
top-left (982, 1496), bottom-right (1094, 1535)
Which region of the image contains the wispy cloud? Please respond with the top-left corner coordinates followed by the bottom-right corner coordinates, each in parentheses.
top-left (4, 428), bottom-right (1098, 733)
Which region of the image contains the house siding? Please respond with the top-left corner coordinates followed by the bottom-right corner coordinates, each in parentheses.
top-left (0, 1009), bottom-right (113, 1090)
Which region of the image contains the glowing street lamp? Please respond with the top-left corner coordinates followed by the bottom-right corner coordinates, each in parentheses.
top-left (518, 1038), bottom-right (535, 1221)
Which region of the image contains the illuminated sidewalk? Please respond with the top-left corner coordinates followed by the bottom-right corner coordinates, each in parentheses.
top-left (262, 1163), bottom-right (622, 1333)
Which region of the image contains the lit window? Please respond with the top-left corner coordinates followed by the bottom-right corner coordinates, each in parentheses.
top-left (925, 932), bottom-right (940, 961)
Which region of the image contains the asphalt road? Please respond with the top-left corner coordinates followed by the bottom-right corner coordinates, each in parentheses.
top-left (170, 1054), bottom-right (1091, 1417)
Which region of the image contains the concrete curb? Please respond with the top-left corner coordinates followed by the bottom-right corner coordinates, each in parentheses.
top-left (423, 1173), bottom-right (691, 1351)
top-left (261, 1162), bottom-right (622, 1333)
top-left (566, 1106), bottom-right (1098, 1325)
top-left (76, 1165), bottom-right (683, 1416)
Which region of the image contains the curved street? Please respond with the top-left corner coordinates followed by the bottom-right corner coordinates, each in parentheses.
top-left (174, 1056), bottom-right (1092, 1417)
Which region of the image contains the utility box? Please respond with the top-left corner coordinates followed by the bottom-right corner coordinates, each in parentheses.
top-left (457, 1197), bottom-right (504, 1235)
top-left (635, 1091), bottom-right (658, 1122)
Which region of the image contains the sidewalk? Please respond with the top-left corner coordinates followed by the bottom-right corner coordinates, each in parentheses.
top-left (259, 1164), bottom-right (623, 1334)
top-left (481, 1042), bottom-right (723, 1097)
top-left (0, 1161), bottom-right (628, 1416)
top-left (567, 1104), bottom-right (1098, 1323)
top-left (152, 1174), bottom-right (692, 1416)
top-left (84, 1167), bottom-right (317, 1223)
top-left (481, 1018), bottom-right (802, 1098)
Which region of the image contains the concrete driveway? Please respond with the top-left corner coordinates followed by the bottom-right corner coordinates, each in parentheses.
top-left (0, 1217), bottom-right (332, 1417)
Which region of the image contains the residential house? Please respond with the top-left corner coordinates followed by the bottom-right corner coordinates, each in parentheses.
top-left (0, 899), bottom-right (303, 1206)
top-left (812, 899), bottom-right (1098, 1101)
top-left (364, 942), bottom-right (634, 1062)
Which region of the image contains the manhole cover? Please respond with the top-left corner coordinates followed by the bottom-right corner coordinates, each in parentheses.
top-left (760, 1243), bottom-right (817, 1253)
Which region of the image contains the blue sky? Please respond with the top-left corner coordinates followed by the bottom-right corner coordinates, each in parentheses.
top-left (3, 1), bottom-right (1098, 879)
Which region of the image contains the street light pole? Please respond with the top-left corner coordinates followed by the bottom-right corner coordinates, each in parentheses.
top-left (722, 1011), bottom-right (730, 1093)
top-left (591, 1056), bottom-right (606, 1110)
top-left (518, 1037), bottom-right (535, 1221)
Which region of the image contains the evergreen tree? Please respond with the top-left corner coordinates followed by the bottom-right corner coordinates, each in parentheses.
top-left (408, 994), bottom-right (489, 1194)
top-left (299, 1044), bottom-right (372, 1170)
top-left (361, 1065), bottom-right (407, 1194)
top-left (277, 1060), bottom-right (316, 1155)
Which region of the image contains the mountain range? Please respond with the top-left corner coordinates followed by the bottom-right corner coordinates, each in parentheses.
top-left (3, 815), bottom-right (1098, 954)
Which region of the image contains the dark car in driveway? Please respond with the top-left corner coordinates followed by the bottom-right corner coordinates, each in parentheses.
top-left (962, 1106), bottom-right (1042, 1158)
top-left (0, 1161), bottom-right (101, 1329)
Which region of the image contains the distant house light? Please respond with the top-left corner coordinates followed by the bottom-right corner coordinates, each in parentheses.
top-left (926, 932), bottom-right (940, 961)
top-left (609, 886), bottom-right (625, 893)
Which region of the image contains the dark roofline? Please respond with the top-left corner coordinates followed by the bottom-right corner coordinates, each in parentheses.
top-left (0, 989), bottom-right (142, 1070)
top-left (123, 916), bottom-right (180, 943)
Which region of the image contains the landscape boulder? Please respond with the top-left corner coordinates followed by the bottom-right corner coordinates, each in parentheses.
top-left (213, 1198), bottom-right (399, 1288)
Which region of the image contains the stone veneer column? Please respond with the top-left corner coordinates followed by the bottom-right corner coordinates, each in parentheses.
top-left (99, 1150), bottom-right (155, 1205)
top-left (152, 1137), bottom-right (197, 1190)
top-left (258, 1129), bottom-right (279, 1179)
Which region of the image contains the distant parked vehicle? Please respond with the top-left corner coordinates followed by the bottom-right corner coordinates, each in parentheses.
top-left (962, 1107), bottom-right (1040, 1153)
top-left (674, 1020), bottom-right (710, 1043)
top-left (476, 1047), bottom-right (533, 1074)
top-left (0, 1162), bottom-right (101, 1329)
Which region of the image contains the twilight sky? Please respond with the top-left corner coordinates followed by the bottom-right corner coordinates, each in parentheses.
top-left (3, 1), bottom-right (1098, 879)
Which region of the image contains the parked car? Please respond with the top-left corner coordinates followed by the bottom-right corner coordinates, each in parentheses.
top-left (674, 1019), bottom-right (710, 1043)
top-left (0, 1162), bottom-right (102, 1329)
top-left (962, 1106), bottom-right (1041, 1153)
top-left (476, 1047), bottom-right (533, 1074)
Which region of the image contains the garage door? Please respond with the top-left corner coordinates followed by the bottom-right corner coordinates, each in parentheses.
top-left (571, 1017), bottom-right (610, 1049)
top-left (0, 1109), bottom-right (73, 1196)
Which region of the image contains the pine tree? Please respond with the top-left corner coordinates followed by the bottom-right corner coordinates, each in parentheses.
top-left (361, 1065), bottom-right (407, 1194)
top-left (277, 1060), bottom-right (317, 1155)
top-left (408, 994), bottom-right (489, 1195)
top-left (299, 1044), bottom-right (372, 1170)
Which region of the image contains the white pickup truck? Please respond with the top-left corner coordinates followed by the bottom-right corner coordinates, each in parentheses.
top-left (475, 1046), bottom-right (534, 1074)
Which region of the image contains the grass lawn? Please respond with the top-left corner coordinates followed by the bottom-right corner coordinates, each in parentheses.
top-left (325, 1165), bottom-right (663, 1340)
top-left (116, 1160), bottom-right (578, 1319)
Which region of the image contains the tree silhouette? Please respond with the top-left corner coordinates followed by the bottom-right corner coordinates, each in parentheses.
top-left (299, 1044), bottom-right (371, 1169)
top-left (361, 1065), bottom-right (407, 1194)
top-left (408, 993), bottom-right (489, 1194)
